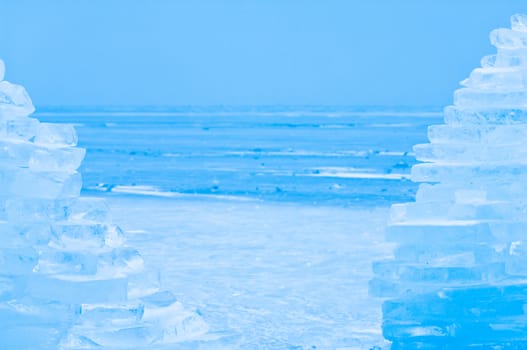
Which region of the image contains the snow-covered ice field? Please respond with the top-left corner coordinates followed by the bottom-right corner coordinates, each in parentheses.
top-left (37, 108), bottom-right (440, 348)
top-left (109, 195), bottom-right (389, 349)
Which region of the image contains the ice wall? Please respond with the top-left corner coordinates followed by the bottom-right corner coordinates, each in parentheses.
top-left (370, 14), bottom-right (527, 349)
top-left (0, 60), bottom-right (208, 349)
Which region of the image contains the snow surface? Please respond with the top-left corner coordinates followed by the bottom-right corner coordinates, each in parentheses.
top-left (107, 194), bottom-right (392, 349)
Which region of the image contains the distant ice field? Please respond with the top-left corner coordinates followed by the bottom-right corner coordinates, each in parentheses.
top-left (37, 107), bottom-right (442, 207)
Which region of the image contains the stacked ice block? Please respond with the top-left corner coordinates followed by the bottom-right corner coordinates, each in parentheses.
top-left (370, 14), bottom-right (527, 348)
top-left (0, 61), bottom-right (208, 349)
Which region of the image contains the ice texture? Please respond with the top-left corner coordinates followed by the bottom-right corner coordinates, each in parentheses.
top-left (0, 61), bottom-right (208, 348)
top-left (370, 13), bottom-right (527, 348)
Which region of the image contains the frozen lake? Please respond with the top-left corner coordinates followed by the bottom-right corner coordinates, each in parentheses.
top-left (37, 108), bottom-right (441, 349)
top-left (37, 107), bottom-right (441, 206)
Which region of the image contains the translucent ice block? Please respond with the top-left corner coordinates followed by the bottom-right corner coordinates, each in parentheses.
top-left (415, 183), bottom-right (457, 203)
top-left (392, 244), bottom-right (496, 266)
top-left (49, 224), bottom-right (109, 252)
top-left (443, 106), bottom-right (527, 125)
top-left (512, 14), bottom-right (527, 32)
top-left (29, 147), bottom-right (85, 172)
top-left (0, 117), bottom-right (39, 140)
top-left (97, 247), bottom-right (145, 276)
top-left (63, 293), bottom-right (208, 348)
top-left (461, 67), bottom-right (526, 91)
top-left (4, 197), bottom-right (111, 226)
top-left (493, 48), bottom-right (527, 67)
top-left (127, 270), bottom-right (161, 299)
top-left (427, 124), bottom-right (527, 145)
top-left (410, 163), bottom-right (527, 184)
top-left (382, 284), bottom-right (527, 343)
top-left (372, 261), bottom-right (505, 284)
top-left (7, 170), bottom-right (82, 199)
top-left (0, 81), bottom-right (35, 117)
top-left (34, 123), bottom-right (78, 147)
top-left (4, 198), bottom-right (72, 223)
top-left (481, 54), bottom-right (497, 68)
top-left (0, 247), bottom-right (38, 275)
top-left (454, 89), bottom-right (527, 109)
top-left (389, 201), bottom-right (527, 224)
top-left (79, 302), bottom-right (144, 324)
top-left (413, 143), bottom-right (527, 163)
top-left (66, 197), bottom-right (111, 223)
top-left (0, 141), bottom-right (85, 172)
top-left (34, 250), bottom-right (98, 275)
top-left (385, 222), bottom-right (495, 246)
top-left (26, 275), bottom-right (128, 304)
top-left (491, 28), bottom-right (527, 49)
top-left (0, 301), bottom-right (77, 350)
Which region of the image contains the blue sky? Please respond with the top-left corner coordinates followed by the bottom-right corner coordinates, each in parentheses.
top-left (1, 1), bottom-right (526, 107)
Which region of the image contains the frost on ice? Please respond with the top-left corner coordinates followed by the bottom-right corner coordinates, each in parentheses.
top-left (0, 60), bottom-right (208, 349)
top-left (370, 14), bottom-right (527, 348)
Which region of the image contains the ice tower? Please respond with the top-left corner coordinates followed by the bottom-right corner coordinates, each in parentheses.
top-left (370, 14), bottom-right (527, 349)
top-left (0, 61), bottom-right (208, 349)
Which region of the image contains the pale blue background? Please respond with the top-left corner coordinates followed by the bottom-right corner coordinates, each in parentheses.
top-left (1, 0), bottom-right (526, 107)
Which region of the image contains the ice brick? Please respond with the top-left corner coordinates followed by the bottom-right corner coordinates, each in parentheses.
top-left (66, 197), bottom-right (111, 223)
top-left (49, 223), bottom-right (109, 252)
top-left (12, 170), bottom-right (82, 199)
top-left (392, 244), bottom-right (496, 266)
top-left (427, 124), bottom-right (527, 145)
top-left (0, 141), bottom-right (84, 171)
top-left (443, 106), bottom-right (527, 125)
top-left (79, 303), bottom-right (144, 325)
top-left (26, 275), bottom-right (128, 304)
top-left (414, 143), bottom-right (527, 163)
top-left (34, 250), bottom-right (98, 275)
top-left (410, 163), bottom-right (527, 184)
top-left (0, 81), bottom-right (35, 117)
top-left (512, 14), bottom-right (527, 32)
top-left (383, 284), bottom-right (527, 343)
top-left (454, 89), bottom-right (527, 109)
top-left (34, 123), bottom-right (78, 147)
top-left (481, 54), bottom-right (497, 68)
top-left (491, 28), bottom-right (527, 49)
top-left (494, 49), bottom-right (527, 68)
top-left (372, 261), bottom-right (505, 284)
top-left (0, 247), bottom-right (39, 275)
top-left (98, 247), bottom-right (145, 276)
top-left (462, 67), bottom-right (525, 90)
top-left (0, 299), bottom-right (78, 326)
top-left (389, 201), bottom-right (527, 224)
top-left (127, 269), bottom-right (161, 300)
top-left (5, 198), bottom-right (72, 223)
top-left (0, 117), bottom-right (39, 140)
top-left (29, 147), bottom-right (85, 172)
top-left (0, 169), bottom-right (83, 199)
top-left (385, 222), bottom-right (495, 246)
top-left (63, 293), bottom-right (208, 348)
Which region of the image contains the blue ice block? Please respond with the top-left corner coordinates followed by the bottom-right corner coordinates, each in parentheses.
top-left (385, 222), bottom-right (496, 246)
top-left (25, 275), bottom-right (129, 304)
